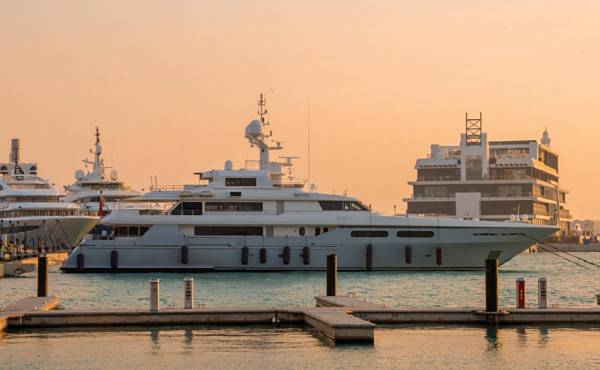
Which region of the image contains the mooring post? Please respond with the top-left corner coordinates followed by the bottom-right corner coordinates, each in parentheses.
top-left (37, 254), bottom-right (48, 297)
top-left (326, 254), bottom-right (337, 297)
top-left (150, 278), bottom-right (160, 311)
top-left (538, 277), bottom-right (547, 309)
top-left (184, 277), bottom-right (194, 309)
top-left (485, 251), bottom-right (501, 313)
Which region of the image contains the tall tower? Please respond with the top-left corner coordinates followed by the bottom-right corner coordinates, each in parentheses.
top-left (465, 113), bottom-right (483, 146)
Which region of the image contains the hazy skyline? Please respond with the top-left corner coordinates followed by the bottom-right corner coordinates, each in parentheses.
top-left (1, 1), bottom-right (599, 218)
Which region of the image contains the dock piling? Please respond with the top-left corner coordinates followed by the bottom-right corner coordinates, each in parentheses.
top-left (538, 278), bottom-right (547, 309)
top-left (516, 278), bottom-right (525, 309)
top-left (485, 252), bottom-right (500, 312)
top-left (184, 277), bottom-right (194, 309)
top-left (326, 254), bottom-right (337, 297)
top-left (150, 278), bottom-right (160, 311)
top-left (37, 255), bottom-right (48, 297)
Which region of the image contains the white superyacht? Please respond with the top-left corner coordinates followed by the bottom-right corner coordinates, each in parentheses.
top-left (62, 96), bottom-right (558, 272)
top-left (63, 128), bottom-right (141, 216)
top-left (0, 139), bottom-right (99, 250)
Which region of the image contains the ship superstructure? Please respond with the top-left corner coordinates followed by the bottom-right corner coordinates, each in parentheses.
top-left (64, 128), bottom-right (141, 215)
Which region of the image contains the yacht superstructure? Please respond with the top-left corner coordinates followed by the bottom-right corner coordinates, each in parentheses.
top-left (63, 128), bottom-right (141, 215)
top-left (62, 96), bottom-right (558, 272)
top-left (0, 139), bottom-right (99, 249)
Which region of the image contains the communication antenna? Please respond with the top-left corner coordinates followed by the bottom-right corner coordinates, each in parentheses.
top-left (258, 89), bottom-right (274, 125)
top-left (307, 96), bottom-right (311, 190)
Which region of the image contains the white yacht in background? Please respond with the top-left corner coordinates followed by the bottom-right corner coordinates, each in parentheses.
top-left (63, 128), bottom-right (142, 216)
top-left (0, 139), bottom-right (99, 249)
top-left (62, 95), bottom-right (558, 273)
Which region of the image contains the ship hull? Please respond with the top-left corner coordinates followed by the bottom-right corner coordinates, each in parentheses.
top-left (61, 225), bottom-right (552, 272)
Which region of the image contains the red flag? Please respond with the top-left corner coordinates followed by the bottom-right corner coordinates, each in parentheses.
top-left (98, 191), bottom-right (105, 217)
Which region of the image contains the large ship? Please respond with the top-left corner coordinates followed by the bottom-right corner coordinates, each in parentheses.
top-left (62, 96), bottom-right (558, 272)
top-left (1, 139), bottom-right (99, 250)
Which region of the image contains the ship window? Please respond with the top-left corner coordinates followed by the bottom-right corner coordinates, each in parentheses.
top-left (397, 230), bottom-right (435, 238)
top-left (299, 227), bottom-right (306, 236)
top-left (225, 177), bottom-right (257, 187)
top-left (315, 227), bottom-right (321, 236)
top-left (205, 202), bottom-right (263, 212)
top-left (194, 226), bottom-right (263, 236)
top-left (170, 202), bottom-right (203, 215)
top-left (351, 230), bottom-right (388, 238)
top-left (323, 227), bottom-right (329, 233)
top-left (114, 225), bottom-right (150, 237)
top-left (230, 191), bottom-right (242, 197)
top-left (319, 201), bottom-right (368, 211)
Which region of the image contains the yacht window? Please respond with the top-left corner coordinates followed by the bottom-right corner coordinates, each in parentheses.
top-left (323, 227), bottom-right (329, 233)
top-left (225, 178), bottom-right (257, 187)
top-left (397, 230), bottom-right (435, 238)
top-left (194, 226), bottom-right (263, 236)
top-left (170, 202), bottom-right (203, 215)
top-left (230, 191), bottom-right (242, 197)
top-left (319, 201), bottom-right (368, 211)
top-left (299, 227), bottom-right (306, 236)
top-left (315, 227), bottom-right (321, 236)
top-left (351, 230), bottom-right (388, 238)
top-left (205, 202), bottom-right (263, 212)
top-left (114, 225), bottom-right (150, 237)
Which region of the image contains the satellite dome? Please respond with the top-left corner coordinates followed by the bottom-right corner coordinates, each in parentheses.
top-left (245, 119), bottom-right (262, 138)
top-left (224, 160), bottom-right (233, 170)
top-left (75, 169), bottom-right (85, 180)
top-left (110, 169), bottom-right (118, 181)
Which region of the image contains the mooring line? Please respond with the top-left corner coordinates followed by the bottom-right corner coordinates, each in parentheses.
top-left (521, 233), bottom-right (600, 269)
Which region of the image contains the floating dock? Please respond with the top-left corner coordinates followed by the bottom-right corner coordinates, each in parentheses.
top-left (3, 295), bottom-right (600, 346)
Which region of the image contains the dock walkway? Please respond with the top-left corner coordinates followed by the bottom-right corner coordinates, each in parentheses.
top-left (3, 296), bottom-right (600, 346)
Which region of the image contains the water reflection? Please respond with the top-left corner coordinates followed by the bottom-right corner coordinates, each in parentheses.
top-left (485, 325), bottom-right (501, 352)
top-left (150, 328), bottom-right (160, 352)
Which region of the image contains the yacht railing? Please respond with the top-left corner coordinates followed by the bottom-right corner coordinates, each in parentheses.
top-left (149, 185), bottom-right (185, 192)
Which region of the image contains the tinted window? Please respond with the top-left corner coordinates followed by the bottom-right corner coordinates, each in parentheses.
top-left (170, 202), bottom-right (203, 215)
top-left (351, 230), bottom-right (388, 238)
top-left (205, 202), bottom-right (263, 212)
top-left (397, 230), bottom-right (435, 238)
top-left (194, 226), bottom-right (263, 236)
top-left (225, 178), bottom-right (257, 186)
top-left (319, 201), bottom-right (368, 211)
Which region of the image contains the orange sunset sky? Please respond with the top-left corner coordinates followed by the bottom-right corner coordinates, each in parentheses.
top-left (1, 1), bottom-right (599, 219)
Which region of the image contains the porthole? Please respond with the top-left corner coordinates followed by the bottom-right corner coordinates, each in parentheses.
top-left (299, 226), bottom-right (306, 236)
top-left (315, 227), bottom-right (321, 236)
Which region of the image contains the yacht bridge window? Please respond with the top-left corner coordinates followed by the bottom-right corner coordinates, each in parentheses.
top-left (114, 225), bottom-right (150, 237)
top-left (170, 202), bottom-right (203, 215)
top-left (194, 226), bottom-right (263, 236)
top-left (225, 178), bottom-right (257, 187)
top-left (319, 201), bottom-right (368, 211)
top-left (205, 202), bottom-right (263, 212)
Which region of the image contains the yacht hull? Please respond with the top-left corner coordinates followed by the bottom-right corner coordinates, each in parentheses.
top-left (61, 224), bottom-right (553, 272)
top-left (3, 216), bottom-right (99, 249)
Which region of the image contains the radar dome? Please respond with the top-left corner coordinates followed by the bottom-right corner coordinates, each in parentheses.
top-left (110, 169), bottom-right (118, 181)
top-left (245, 119), bottom-right (262, 138)
top-left (75, 169), bottom-right (85, 180)
top-left (224, 160), bottom-right (233, 170)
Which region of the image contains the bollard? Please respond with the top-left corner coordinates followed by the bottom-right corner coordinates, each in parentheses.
top-left (485, 257), bottom-right (499, 312)
top-left (326, 254), bottom-right (337, 296)
top-left (184, 277), bottom-right (194, 309)
top-left (516, 278), bottom-right (525, 309)
top-left (538, 277), bottom-right (547, 309)
top-left (37, 255), bottom-right (48, 297)
top-left (150, 278), bottom-right (160, 311)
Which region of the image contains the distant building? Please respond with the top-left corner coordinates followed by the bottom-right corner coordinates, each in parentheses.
top-left (404, 114), bottom-right (572, 233)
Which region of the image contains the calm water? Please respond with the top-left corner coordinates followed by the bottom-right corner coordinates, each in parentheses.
top-left (2, 325), bottom-right (600, 369)
top-left (2, 253), bottom-right (600, 369)
top-left (1, 253), bottom-right (600, 310)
